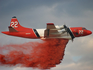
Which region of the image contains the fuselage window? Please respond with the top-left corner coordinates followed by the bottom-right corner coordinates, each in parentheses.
top-left (74, 29), bottom-right (76, 31)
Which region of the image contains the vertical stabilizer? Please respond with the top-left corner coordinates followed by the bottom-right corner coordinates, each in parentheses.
top-left (9, 16), bottom-right (24, 31)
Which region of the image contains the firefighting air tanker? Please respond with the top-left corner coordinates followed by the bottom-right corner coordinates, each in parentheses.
top-left (2, 16), bottom-right (92, 41)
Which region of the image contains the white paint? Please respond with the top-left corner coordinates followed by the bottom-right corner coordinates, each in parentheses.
top-left (79, 30), bottom-right (83, 34)
top-left (36, 27), bottom-right (72, 40)
top-left (36, 29), bottom-right (45, 37)
top-left (10, 21), bottom-right (18, 28)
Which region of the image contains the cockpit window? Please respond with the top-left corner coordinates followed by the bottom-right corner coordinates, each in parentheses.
top-left (82, 28), bottom-right (87, 30)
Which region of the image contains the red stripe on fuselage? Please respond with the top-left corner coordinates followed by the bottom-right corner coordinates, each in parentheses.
top-left (70, 27), bottom-right (89, 37)
top-left (69, 27), bottom-right (75, 37)
top-left (70, 27), bottom-right (82, 37)
top-left (2, 29), bottom-right (39, 39)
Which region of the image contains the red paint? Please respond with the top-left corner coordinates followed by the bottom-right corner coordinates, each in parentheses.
top-left (2, 17), bottom-right (38, 38)
top-left (47, 23), bottom-right (54, 25)
top-left (2, 29), bottom-right (37, 38)
top-left (0, 39), bottom-right (68, 69)
top-left (1, 16), bottom-right (92, 40)
top-left (10, 17), bottom-right (25, 31)
top-left (70, 27), bottom-right (92, 37)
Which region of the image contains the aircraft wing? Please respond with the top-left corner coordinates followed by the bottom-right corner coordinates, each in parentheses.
top-left (44, 23), bottom-right (61, 38)
top-left (8, 26), bottom-right (18, 32)
top-left (44, 23), bottom-right (75, 40)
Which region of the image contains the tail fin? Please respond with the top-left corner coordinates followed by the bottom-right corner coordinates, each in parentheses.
top-left (9, 16), bottom-right (24, 32)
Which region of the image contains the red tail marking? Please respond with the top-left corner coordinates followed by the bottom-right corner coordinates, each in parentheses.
top-left (10, 16), bottom-right (26, 31)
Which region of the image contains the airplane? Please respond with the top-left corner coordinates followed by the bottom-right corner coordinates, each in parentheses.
top-left (1, 16), bottom-right (92, 41)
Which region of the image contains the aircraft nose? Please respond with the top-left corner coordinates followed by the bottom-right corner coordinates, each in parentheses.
top-left (87, 30), bottom-right (92, 35)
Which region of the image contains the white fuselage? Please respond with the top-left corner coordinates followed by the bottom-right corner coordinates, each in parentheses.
top-left (36, 29), bottom-right (45, 38)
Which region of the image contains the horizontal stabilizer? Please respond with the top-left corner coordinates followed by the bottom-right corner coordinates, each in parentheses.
top-left (8, 26), bottom-right (18, 32)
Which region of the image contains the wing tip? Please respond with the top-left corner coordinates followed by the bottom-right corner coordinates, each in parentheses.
top-left (47, 23), bottom-right (54, 25)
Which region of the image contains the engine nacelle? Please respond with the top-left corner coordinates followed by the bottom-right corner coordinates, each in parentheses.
top-left (59, 25), bottom-right (64, 29)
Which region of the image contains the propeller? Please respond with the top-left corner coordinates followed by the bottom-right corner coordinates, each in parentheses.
top-left (63, 25), bottom-right (69, 35)
top-left (59, 25), bottom-right (64, 29)
top-left (63, 24), bottom-right (75, 41)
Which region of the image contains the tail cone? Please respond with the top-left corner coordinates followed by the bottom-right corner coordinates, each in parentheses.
top-left (1, 31), bottom-right (9, 35)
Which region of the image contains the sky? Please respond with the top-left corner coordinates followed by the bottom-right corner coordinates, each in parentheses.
top-left (0, 0), bottom-right (93, 70)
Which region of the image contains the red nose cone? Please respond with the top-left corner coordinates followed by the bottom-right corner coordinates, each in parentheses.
top-left (87, 30), bottom-right (92, 35)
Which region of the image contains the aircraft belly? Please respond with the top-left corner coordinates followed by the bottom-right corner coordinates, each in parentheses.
top-left (43, 36), bottom-right (71, 40)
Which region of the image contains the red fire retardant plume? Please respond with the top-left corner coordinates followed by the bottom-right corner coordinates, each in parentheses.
top-left (0, 39), bottom-right (68, 69)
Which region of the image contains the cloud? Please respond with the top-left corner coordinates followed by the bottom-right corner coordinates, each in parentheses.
top-left (53, 0), bottom-right (93, 17)
top-left (52, 62), bottom-right (93, 70)
top-left (59, 35), bottom-right (93, 70)
top-left (1, 0), bottom-right (93, 30)
top-left (13, 67), bottom-right (32, 70)
top-left (0, 66), bottom-right (15, 70)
